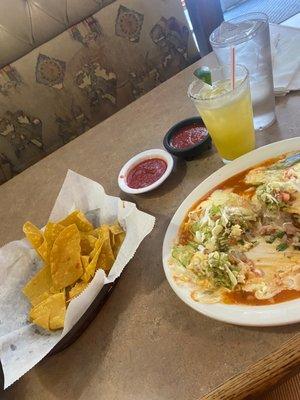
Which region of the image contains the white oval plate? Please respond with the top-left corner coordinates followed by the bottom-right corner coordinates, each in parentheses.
top-left (162, 138), bottom-right (300, 326)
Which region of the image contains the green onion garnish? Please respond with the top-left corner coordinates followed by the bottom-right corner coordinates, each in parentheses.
top-left (276, 243), bottom-right (288, 252)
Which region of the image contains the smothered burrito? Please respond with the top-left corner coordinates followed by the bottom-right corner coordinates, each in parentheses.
top-left (170, 152), bottom-right (300, 305)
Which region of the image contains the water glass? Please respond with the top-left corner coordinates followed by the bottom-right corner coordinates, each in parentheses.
top-left (210, 12), bottom-right (276, 130)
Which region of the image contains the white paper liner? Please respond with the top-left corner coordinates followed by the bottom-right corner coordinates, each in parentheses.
top-left (0, 170), bottom-right (155, 389)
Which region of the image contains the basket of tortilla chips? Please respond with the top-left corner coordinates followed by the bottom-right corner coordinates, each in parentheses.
top-left (23, 212), bottom-right (125, 332)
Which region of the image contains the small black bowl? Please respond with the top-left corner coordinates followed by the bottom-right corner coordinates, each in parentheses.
top-left (163, 117), bottom-right (212, 160)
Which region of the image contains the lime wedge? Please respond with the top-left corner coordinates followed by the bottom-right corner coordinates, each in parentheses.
top-left (193, 66), bottom-right (212, 86)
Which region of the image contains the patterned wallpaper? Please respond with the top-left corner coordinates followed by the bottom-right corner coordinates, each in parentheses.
top-left (0, 0), bottom-right (199, 183)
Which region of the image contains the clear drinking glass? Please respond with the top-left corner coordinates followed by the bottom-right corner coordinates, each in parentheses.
top-left (188, 64), bottom-right (255, 163)
top-left (209, 12), bottom-right (276, 131)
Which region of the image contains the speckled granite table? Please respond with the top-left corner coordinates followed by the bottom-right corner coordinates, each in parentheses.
top-left (1, 52), bottom-right (299, 400)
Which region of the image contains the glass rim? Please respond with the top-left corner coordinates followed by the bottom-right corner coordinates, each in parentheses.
top-left (188, 64), bottom-right (249, 103)
top-left (209, 12), bottom-right (269, 48)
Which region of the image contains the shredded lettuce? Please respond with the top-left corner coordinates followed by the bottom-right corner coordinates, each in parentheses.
top-left (203, 251), bottom-right (240, 289)
top-left (191, 201), bottom-right (256, 253)
top-left (209, 204), bottom-right (221, 219)
top-left (172, 245), bottom-right (195, 267)
top-left (256, 181), bottom-right (295, 209)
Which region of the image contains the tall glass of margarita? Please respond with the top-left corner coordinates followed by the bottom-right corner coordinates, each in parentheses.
top-left (188, 64), bottom-right (255, 163)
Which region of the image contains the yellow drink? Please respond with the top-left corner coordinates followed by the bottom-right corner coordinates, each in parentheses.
top-left (188, 65), bottom-right (255, 162)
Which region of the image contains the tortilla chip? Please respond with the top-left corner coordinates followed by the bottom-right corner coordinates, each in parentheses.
top-left (30, 292), bottom-right (66, 331)
top-left (109, 222), bottom-right (124, 235)
top-left (87, 248), bottom-right (102, 277)
top-left (108, 222), bottom-right (125, 257)
top-left (23, 221), bottom-right (44, 249)
top-left (50, 224), bottom-right (83, 289)
top-left (37, 239), bottom-right (48, 262)
top-left (49, 293), bottom-right (66, 330)
top-left (38, 222), bottom-right (64, 262)
top-left (93, 225), bottom-right (110, 241)
top-left (81, 255), bottom-right (89, 268)
top-left (92, 225), bottom-right (117, 272)
top-left (97, 237), bottom-right (115, 272)
top-left (68, 281), bottom-right (88, 300)
top-left (50, 314), bottom-right (65, 330)
top-left (110, 230), bottom-right (116, 248)
top-left (44, 222), bottom-right (65, 252)
top-left (89, 231), bottom-right (107, 259)
top-left (58, 210), bottom-right (93, 232)
top-left (112, 231), bottom-right (125, 258)
top-left (81, 255), bottom-right (90, 283)
top-left (82, 238), bottom-right (105, 281)
top-left (80, 232), bottom-right (97, 255)
top-left (32, 314), bottom-right (50, 331)
top-left (23, 264), bottom-right (57, 306)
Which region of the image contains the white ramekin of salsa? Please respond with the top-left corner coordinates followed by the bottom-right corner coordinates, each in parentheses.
top-left (118, 149), bottom-right (174, 194)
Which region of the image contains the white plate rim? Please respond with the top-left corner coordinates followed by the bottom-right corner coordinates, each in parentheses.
top-left (162, 137), bottom-right (300, 327)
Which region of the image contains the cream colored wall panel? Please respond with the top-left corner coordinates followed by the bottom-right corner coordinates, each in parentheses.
top-left (0, 0), bottom-right (116, 66)
top-left (30, 5), bottom-right (66, 46)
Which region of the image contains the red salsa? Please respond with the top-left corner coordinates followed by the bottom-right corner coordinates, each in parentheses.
top-left (170, 123), bottom-right (208, 149)
top-left (126, 158), bottom-right (167, 189)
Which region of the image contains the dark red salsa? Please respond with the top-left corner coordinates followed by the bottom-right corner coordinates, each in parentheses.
top-left (170, 123), bottom-right (208, 149)
top-left (126, 158), bottom-right (167, 189)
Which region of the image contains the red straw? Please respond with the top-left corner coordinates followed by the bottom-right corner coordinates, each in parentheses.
top-left (231, 46), bottom-right (236, 90)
